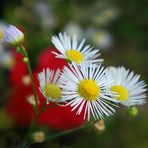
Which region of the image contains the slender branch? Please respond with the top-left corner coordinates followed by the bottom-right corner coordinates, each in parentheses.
top-left (46, 126), bottom-right (85, 141)
top-left (26, 52), bottom-right (39, 113)
top-left (27, 121), bottom-right (95, 148)
top-left (45, 121), bottom-right (95, 141)
top-left (18, 45), bottom-right (39, 113)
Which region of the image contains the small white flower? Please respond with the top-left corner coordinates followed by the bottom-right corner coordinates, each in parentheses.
top-left (86, 28), bottom-right (113, 49)
top-left (33, 1), bottom-right (56, 28)
top-left (38, 68), bottom-right (64, 103)
top-left (51, 32), bottom-right (103, 65)
top-left (64, 22), bottom-right (83, 39)
top-left (3, 25), bottom-right (24, 46)
top-left (0, 49), bottom-right (14, 69)
top-left (106, 66), bottom-right (147, 107)
top-left (59, 63), bottom-right (118, 120)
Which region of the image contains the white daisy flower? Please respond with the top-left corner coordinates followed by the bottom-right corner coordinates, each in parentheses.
top-left (51, 32), bottom-right (103, 65)
top-left (59, 63), bottom-right (118, 120)
top-left (3, 25), bottom-right (24, 46)
top-left (38, 68), bottom-right (64, 103)
top-left (106, 66), bottom-right (147, 107)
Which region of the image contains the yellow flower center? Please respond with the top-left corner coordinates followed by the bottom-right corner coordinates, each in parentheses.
top-left (78, 79), bottom-right (101, 101)
top-left (111, 85), bottom-right (129, 101)
top-left (0, 30), bottom-right (4, 40)
top-left (65, 50), bottom-right (84, 64)
top-left (44, 84), bottom-right (61, 99)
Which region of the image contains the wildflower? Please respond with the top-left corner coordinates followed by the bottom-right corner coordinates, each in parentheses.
top-left (59, 63), bottom-right (117, 120)
top-left (37, 48), bottom-right (85, 130)
top-left (86, 28), bottom-right (113, 49)
top-left (38, 68), bottom-right (64, 103)
top-left (3, 25), bottom-right (24, 46)
top-left (107, 66), bottom-right (147, 107)
top-left (6, 48), bottom-right (85, 130)
top-left (51, 32), bottom-right (103, 65)
top-left (64, 22), bottom-right (83, 39)
top-left (33, 1), bottom-right (56, 28)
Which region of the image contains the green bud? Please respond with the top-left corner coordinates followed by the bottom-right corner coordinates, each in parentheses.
top-left (23, 57), bottom-right (28, 63)
top-left (128, 106), bottom-right (138, 117)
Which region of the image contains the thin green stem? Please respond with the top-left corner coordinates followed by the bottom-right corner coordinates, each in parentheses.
top-left (18, 45), bottom-right (39, 113)
top-left (26, 52), bottom-right (39, 113)
top-left (45, 121), bottom-right (95, 141)
top-left (46, 126), bottom-right (85, 141)
top-left (28, 121), bottom-right (95, 148)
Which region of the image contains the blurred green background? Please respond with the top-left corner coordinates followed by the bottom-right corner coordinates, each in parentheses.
top-left (0, 0), bottom-right (148, 148)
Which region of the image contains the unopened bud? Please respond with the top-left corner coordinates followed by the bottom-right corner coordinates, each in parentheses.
top-left (94, 120), bottom-right (106, 134)
top-left (27, 95), bottom-right (40, 106)
top-left (3, 25), bottom-right (24, 46)
top-left (22, 75), bottom-right (31, 85)
top-left (23, 57), bottom-right (28, 63)
top-left (32, 131), bottom-right (45, 143)
top-left (128, 106), bottom-right (138, 117)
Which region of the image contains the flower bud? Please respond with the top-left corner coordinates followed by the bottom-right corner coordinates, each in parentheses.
top-left (93, 120), bottom-right (106, 134)
top-left (22, 75), bottom-right (31, 86)
top-left (27, 95), bottom-right (40, 106)
top-left (32, 131), bottom-right (45, 143)
top-left (3, 25), bottom-right (24, 46)
top-left (128, 106), bottom-right (138, 117)
top-left (23, 57), bottom-right (28, 63)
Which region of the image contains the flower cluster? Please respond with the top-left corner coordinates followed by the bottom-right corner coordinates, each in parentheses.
top-left (38, 32), bottom-right (147, 121)
top-left (3, 25), bottom-right (147, 125)
top-left (6, 47), bottom-right (84, 130)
